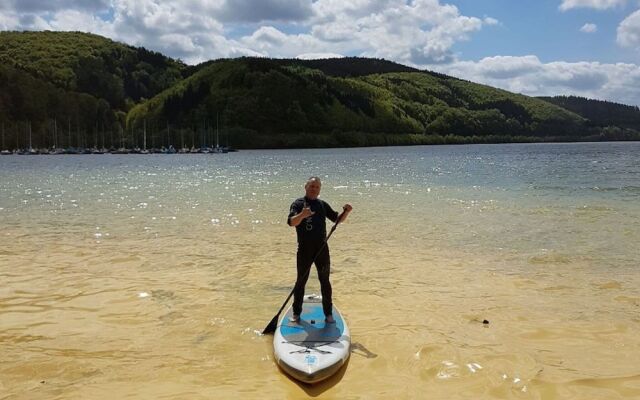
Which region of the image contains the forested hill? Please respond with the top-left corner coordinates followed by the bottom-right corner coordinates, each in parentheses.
top-left (0, 31), bottom-right (186, 110)
top-left (1, 31), bottom-right (639, 150)
top-left (278, 57), bottom-right (422, 77)
top-left (192, 56), bottom-right (421, 78)
top-left (538, 95), bottom-right (640, 130)
top-left (128, 57), bottom-right (588, 148)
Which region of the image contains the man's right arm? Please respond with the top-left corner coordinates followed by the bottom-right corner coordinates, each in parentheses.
top-left (288, 212), bottom-right (305, 227)
top-left (288, 201), bottom-right (314, 227)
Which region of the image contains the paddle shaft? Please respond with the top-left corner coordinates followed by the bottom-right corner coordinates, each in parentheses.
top-left (263, 211), bottom-right (345, 333)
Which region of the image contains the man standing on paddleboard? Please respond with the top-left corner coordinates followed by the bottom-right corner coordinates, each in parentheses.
top-left (287, 176), bottom-right (352, 324)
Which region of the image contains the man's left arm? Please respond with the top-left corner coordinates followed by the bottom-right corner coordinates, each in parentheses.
top-left (338, 203), bottom-right (352, 223)
top-left (325, 201), bottom-right (352, 223)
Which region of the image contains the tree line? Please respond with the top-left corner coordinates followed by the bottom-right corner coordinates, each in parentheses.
top-left (538, 95), bottom-right (640, 130)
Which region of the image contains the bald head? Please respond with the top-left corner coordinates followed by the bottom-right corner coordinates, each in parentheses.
top-left (304, 176), bottom-right (321, 200)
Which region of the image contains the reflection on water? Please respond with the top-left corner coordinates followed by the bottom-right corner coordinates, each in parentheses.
top-left (1, 143), bottom-right (640, 399)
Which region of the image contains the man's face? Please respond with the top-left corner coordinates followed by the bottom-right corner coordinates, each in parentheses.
top-left (305, 179), bottom-right (321, 200)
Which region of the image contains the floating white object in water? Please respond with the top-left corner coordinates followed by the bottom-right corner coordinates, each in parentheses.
top-left (138, 292), bottom-right (150, 298)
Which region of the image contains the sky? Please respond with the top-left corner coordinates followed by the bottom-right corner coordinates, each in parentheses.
top-left (1, 0), bottom-right (640, 106)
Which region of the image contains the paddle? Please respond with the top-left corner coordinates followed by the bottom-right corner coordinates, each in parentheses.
top-left (262, 209), bottom-right (346, 335)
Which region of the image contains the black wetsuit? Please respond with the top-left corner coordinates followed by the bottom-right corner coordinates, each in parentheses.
top-left (287, 196), bottom-right (339, 317)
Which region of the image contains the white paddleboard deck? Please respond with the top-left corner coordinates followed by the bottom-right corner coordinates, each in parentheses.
top-left (273, 294), bottom-right (350, 383)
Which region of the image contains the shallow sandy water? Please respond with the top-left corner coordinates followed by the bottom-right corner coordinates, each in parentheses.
top-left (1, 144), bottom-right (640, 399)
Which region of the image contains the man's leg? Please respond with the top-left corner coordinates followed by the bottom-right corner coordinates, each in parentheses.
top-left (315, 246), bottom-right (333, 317)
top-left (292, 246), bottom-right (313, 317)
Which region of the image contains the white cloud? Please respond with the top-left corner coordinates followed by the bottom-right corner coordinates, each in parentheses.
top-left (484, 17), bottom-right (499, 26)
top-left (433, 56), bottom-right (640, 105)
top-left (297, 52), bottom-right (344, 59)
top-left (580, 23), bottom-right (598, 33)
top-left (240, 26), bottom-right (332, 58)
top-left (311, 22), bottom-right (357, 43)
top-left (14, 13), bottom-right (51, 30)
top-left (559, 0), bottom-right (627, 11)
top-left (617, 10), bottom-right (640, 48)
top-left (231, 0), bottom-right (493, 63)
top-left (311, 0), bottom-right (397, 22)
top-left (48, 10), bottom-right (114, 36)
top-left (245, 26), bottom-right (289, 47)
top-left (0, 12), bottom-right (21, 30)
top-left (218, 0), bottom-right (314, 22)
top-left (154, 34), bottom-right (198, 55)
top-left (540, 61), bottom-right (609, 90)
top-left (100, 0), bottom-right (257, 63)
top-left (306, 0), bottom-right (490, 65)
top-left (460, 55), bottom-right (542, 79)
top-left (1, 0), bottom-right (111, 13)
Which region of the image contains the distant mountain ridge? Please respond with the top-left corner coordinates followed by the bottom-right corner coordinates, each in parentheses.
top-left (538, 95), bottom-right (640, 129)
top-left (1, 31), bottom-right (638, 150)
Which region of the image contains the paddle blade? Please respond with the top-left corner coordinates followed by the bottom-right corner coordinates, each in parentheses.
top-left (262, 314), bottom-right (279, 335)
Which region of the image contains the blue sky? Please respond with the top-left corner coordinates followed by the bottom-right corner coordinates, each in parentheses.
top-left (450, 0), bottom-right (637, 64)
top-left (1, 0), bottom-right (639, 105)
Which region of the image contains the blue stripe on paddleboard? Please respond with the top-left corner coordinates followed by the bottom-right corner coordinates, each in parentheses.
top-left (280, 303), bottom-right (345, 338)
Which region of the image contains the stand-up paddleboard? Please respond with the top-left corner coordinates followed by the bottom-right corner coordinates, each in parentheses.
top-left (273, 294), bottom-right (350, 383)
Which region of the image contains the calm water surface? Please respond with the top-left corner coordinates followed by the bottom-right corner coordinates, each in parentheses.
top-left (1, 143), bottom-right (639, 399)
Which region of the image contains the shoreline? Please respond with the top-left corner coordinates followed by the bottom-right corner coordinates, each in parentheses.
top-left (2, 138), bottom-right (640, 155)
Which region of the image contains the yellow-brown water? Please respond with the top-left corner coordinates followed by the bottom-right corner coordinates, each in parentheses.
top-left (2, 144), bottom-right (640, 399)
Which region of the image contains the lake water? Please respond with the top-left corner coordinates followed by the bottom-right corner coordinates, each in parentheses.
top-left (1, 143), bottom-right (640, 399)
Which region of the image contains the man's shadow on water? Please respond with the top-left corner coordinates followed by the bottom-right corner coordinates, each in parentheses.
top-left (291, 342), bottom-right (378, 397)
